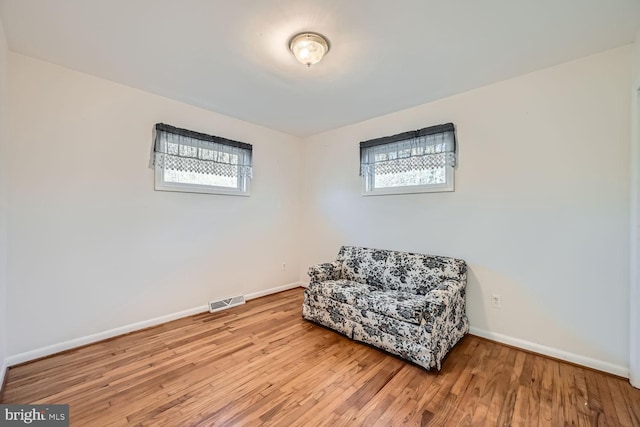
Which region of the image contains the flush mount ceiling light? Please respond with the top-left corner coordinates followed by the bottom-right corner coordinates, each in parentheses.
top-left (289, 32), bottom-right (330, 67)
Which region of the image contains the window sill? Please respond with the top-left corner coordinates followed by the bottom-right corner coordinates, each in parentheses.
top-left (361, 183), bottom-right (454, 196)
top-left (155, 182), bottom-right (250, 196)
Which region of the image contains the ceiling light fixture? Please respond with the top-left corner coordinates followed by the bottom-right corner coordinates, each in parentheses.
top-left (289, 32), bottom-right (330, 67)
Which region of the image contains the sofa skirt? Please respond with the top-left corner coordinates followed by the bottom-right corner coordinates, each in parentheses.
top-left (303, 291), bottom-right (439, 369)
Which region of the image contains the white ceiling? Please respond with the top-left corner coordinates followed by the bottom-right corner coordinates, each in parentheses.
top-left (0, 0), bottom-right (639, 137)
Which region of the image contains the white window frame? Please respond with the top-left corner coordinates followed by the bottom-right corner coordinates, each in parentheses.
top-left (152, 123), bottom-right (252, 196)
top-left (360, 123), bottom-right (456, 196)
top-left (362, 164), bottom-right (454, 196)
top-left (154, 166), bottom-right (250, 196)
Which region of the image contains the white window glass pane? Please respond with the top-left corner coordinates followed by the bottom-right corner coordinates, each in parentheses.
top-left (163, 169), bottom-right (238, 188)
top-left (374, 167), bottom-right (446, 188)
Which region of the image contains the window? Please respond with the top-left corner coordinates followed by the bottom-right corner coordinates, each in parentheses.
top-left (360, 123), bottom-right (457, 195)
top-left (151, 123), bottom-right (252, 196)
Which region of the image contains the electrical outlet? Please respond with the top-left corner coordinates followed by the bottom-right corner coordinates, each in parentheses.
top-left (491, 294), bottom-right (502, 308)
top-left (282, 263), bottom-right (286, 271)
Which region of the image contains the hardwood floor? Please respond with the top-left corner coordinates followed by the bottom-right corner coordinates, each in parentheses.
top-left (2, 288), bottom-right (640, 426)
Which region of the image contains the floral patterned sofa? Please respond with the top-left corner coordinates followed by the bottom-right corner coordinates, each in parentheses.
top-left (302, 246), bottom-right (469, 370)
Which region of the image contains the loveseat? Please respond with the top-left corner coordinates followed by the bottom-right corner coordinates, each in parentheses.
top-left (302, 246), bottom-right (469, 370)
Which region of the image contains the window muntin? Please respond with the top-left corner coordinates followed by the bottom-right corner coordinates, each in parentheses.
top-left (152, 123), bottom-right (252, 196)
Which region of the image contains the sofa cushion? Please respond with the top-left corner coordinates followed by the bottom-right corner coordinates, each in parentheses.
top-left (308, 280), bottom-right (427, 325)
top-left (382, 251), bottom-right (466, 293)
top-left (303, 293), bottom-right (423, 340)
top-left (336, 246), bottom-right (389, 288)
top-left (308, 279), bottom-right (377, 306)
top-left (355, 290), bottom-right (427, 325)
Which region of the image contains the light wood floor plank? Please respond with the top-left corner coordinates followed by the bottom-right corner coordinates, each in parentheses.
top-left (2, 288), bottom-right (639, 426)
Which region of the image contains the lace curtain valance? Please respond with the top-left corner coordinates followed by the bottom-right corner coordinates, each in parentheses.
top-left (360, 123), bottom-right (456, 177)
top-left (151, 123), bottom-right (253, 178)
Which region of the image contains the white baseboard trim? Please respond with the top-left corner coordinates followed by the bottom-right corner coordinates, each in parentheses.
top-left (245, 282), bottom-right (305, 300)
top-left (469, 326), bottom-right (629, 378)
top-left (6, 305), bottom-right (209, 367)
top-left (6, 282), bottom-right (305, 367)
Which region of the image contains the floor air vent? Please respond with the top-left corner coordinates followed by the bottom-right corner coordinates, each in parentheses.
top-left (209, 295), bottom-right (246, 313)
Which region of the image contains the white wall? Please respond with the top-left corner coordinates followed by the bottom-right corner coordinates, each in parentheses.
top-left (2, 39), bottom-right (635, 380)
top-left (300, 46), bottom-right (632, 375)
top-left (630, 32), bottom-right (640, 388)
top-left (0, 16), bottom-right (9, 386)
top-left (6, 53), bottom-right (302, 357)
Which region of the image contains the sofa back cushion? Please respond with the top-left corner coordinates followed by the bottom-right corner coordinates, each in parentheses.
top-left (336, 246), bottom-right (390, 288)
top-left (386, 253), bottom-right (465, 293)
top-left (336, 246), bottom-right (466, 294)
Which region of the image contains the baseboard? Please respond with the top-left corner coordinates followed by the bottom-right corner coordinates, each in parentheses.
top-left (6, 282), bottom-right (304, 367)
top-left (245, 282), bottom-right (305, 300)
top-left (469, 326), bottom-right (629, 378)
top-left (6, 304), bottom-right (210, 367)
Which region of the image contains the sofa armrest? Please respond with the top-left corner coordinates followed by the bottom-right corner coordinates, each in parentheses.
top-left (421, 279), bottom-right (469, 370)
top-left (424, 279), bottom-right (465, 317)
top-left (308, 261), bottom-right (342, 284)
top-left (422, 279), bottom-right (468, 333)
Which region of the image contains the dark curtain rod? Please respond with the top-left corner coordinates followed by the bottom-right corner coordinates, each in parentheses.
top-left (360, 123), bottom-right (455, 149)
top-left (155, 123), bottom-right (253, 151)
